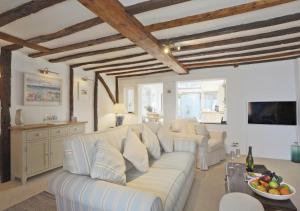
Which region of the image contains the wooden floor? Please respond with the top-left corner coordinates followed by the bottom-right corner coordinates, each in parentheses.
top-left (0, 156), bottom-right (299, 211)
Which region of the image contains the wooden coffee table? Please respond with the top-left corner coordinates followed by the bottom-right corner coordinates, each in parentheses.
top-left (225, 162), bottom-right (297, 211)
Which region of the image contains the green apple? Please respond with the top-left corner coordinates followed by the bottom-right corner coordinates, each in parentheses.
top-left (269, 181), bottom-right (279, 189)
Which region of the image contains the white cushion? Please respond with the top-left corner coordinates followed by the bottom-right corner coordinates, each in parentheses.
top-left (171, 119), bottom-right (197, 133)
top-left (195, 123), bottom-right (209, 137)
top-left (208, 138), bottom-right (224, 152)
top-left (157, 125), bottom-right (174, 152)
top-left (123, 129), bottom-right (149, 173)
top-left (90, 141), bottom-right (126, 185)
top-left (142, 124), bottom-right (161, 159)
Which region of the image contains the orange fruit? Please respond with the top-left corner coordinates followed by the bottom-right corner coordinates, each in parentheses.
top-left (280, 188), bottom-right (290, 195)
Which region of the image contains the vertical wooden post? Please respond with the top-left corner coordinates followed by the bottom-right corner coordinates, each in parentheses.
top-left (115, 76), bottom-right (119, 103)
top-left (69, 66), bottom-right (74, 121)
top-left (94, 72), bottom-right (98, 131)
top-left (0, 48), bottom-right (12, 182)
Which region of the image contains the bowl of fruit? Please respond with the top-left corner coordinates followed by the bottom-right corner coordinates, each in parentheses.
top-left (248, 171), bottom-right (296, 200)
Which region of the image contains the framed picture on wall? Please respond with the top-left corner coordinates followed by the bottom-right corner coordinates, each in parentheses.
top-left (24, 73), bottom-right (62, 106)
top-left (78, 81), bottom-right (89, 100)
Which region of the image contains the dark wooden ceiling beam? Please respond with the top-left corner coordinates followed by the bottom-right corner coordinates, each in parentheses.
top-left (96, 63), bottom-right (164, 73)
top-left (27, 11), bottom-right (300, 59)
top-left (185, 50), bottom-right (300, 69)
top-left (117, 70), bottom-right (173, 78)
top-left (176, 36), bottom-right (300, 59)
top-left (145, 0), bottom-right (295, 32)
top-left (49, 44), bottom-right (136, 63)
top-left (29, 34), bottom-right (124, 58)
top-left (106, 67), bottom-right (171, 76)
top-left (181, 44), bottom-right (300, 64)
top-left (166, 12), bottom-right (300, 44)
top-left (74, 0), bottom-right (187, 74)
top-left (179, 26), bottom-right (300, 52)
top-left (0, 0), bottom-right (66, 27)
top-left (7, 0), bottom-right (190, 51)
top-left (84, 58), bottom-right (157, 70)
top-left (71, 52), bottom-right (149, 68)
top-left (0, 32), bottom-right (49, 52)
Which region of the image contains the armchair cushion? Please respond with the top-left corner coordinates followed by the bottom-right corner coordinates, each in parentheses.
top-left (90, 141), bottom-right (126, 185)
top-left (208, 138), bottom-right (225, 152)
top-left (195, 123), bottom-right (209, 137)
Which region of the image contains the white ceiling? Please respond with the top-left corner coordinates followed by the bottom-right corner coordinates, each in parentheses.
top-left (0, 0), bottom-right (299, 76)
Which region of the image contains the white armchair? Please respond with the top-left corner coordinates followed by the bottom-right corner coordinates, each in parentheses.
top-left (168, 119), bottom-right (226, 170)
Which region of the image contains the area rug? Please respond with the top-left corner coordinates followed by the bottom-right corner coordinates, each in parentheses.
top-left (5, 191), bottom-right (56, 211)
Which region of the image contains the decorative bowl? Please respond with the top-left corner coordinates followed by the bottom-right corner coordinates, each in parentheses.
top-left (248, 178), bottom-right (296, 200)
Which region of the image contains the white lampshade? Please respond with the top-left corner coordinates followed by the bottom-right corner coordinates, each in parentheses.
top-left (113, 103), bottom-right (127, 114)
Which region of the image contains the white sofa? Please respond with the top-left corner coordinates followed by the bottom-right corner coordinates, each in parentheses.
top-left (49, 125), bottom-right (196, 211)
top-left (167, 119), bottom-right (226, 170)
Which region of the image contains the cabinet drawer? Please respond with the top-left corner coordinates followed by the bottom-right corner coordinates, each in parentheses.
top-left (26, 129), bottom-right (49, 141)
top-left (50, 127), bottom-right (68, 137)
top-left (69, 125), bottom-right (84, 135)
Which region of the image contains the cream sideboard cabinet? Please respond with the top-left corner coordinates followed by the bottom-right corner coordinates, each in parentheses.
top-left (11, 122), bottom-right (86, 184)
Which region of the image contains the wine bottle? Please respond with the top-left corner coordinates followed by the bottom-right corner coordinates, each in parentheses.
top-left (246, 146), bottom-right (254, 172)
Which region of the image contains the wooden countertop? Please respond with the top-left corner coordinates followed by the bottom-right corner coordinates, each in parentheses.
top-left (11, 121), bottom-right (87, 131)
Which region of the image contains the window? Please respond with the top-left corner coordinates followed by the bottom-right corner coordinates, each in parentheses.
top-left (177, 80), bottom-right (226, 123)
top-left (138, 83), bottom-right (163, 122)
top-left (124, 87), bottom-right (134, 113)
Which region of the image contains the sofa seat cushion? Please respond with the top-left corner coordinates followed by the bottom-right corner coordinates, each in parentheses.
top-left (208, 138), bottom-right (224, 152)
top-left (127, 168), bottom-right (185, 211)
top-left (150, 152), bottom-right (194, 176)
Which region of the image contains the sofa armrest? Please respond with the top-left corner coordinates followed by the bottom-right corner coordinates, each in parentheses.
top-left (49, 171), bottom-right (163, 211)
top-left (173, 137), bottom-right (197, 154)
top-left (209, 131), bottom-right (226, 142)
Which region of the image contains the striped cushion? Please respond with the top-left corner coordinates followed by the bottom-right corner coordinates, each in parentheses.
top-left (127, 168), bottom-right (185, 211)
top-left (157, 125), bottom-right (174, 153)
top-left (123, 129), bottom-right (149, 173)
top-left (142, 124), bottom-right (161, 159)
top-left (90, 141), bottom-right (126, 185)
top-left (63, 126), bottom-right (129, 175)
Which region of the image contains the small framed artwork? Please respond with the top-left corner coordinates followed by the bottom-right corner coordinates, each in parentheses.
top-left (78, 81), bottom-right (89, 100)
top-left (24, 73), bottom-right (62, 106)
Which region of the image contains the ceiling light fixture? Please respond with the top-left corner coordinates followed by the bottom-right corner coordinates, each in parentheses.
top-left (162, 42), bottom-right (181, 54)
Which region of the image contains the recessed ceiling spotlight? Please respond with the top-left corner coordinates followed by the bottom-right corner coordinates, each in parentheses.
top-left (163, 45), bottom-right (171, 54)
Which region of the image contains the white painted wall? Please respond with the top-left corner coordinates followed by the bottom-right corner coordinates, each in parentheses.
top-left (7, 51), bottom-right (115, 133)
top-left (119, 59), bottom-right (298, 160)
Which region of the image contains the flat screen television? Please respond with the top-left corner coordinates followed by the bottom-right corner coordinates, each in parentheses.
top-left (248, 101), bottom-right (296, 125)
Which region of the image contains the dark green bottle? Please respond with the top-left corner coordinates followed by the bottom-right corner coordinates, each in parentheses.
top-left (246, 146), bottom-right (254, 172)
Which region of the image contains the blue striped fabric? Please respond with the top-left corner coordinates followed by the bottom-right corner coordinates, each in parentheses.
top-left (49, 171), bottom-right (163, 211)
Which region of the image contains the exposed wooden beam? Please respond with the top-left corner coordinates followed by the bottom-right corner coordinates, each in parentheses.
top-left (185, 50), bottom-right (300, 69)
top-left (84, 58), bottom-right (157, 71)
top-left (96, 63), bottom-right (164, 73)
top-left (115, 76), bottom-right (119, 103)
top-left (145, 0), bottom-right (295, 32)
top-left (0, 32), bottom-right (49, 52)
top-left (106, 67), bottom-right (171, 76)
top-left (179, 26), bottom-right (300, 52)
top-left (49, 44), bottom-right (137, 63)
top-left (0, 0), bottom-right (65, 27)
top-left (27, 11), bottom-right (300, 59)
top-left (166, 12), bottom-right (300, 44)
top-left (29, 34), bottom-right (124, 58)
top-left (69, 66), bottom-right (74, 121)
top-left (181, 44), bottom-right (300, 64)
top-left (78, 0), bottom-right (187, 74)
top-left (94, 72), bottom-right (98, 131)
top-left (0, 48), bottom-right (12, 182)
top-left (176, 37), bottom-right (300, 59)
top-left (96, 74), bottom-right (116, 104)
top-left (117, 70), bottom-right (173, 78)
top-left (8, 0), bottom-right (190, 51)
top-left (71, 52), bottom-right (149, 68)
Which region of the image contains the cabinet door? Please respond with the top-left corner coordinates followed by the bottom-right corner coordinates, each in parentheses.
top-left (50, 138), bottom-right (64, 168)
top-left (26, 141), bottom-right (49, 176)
